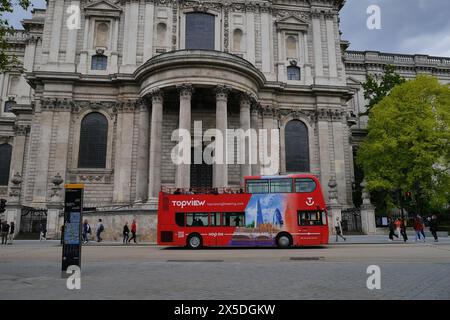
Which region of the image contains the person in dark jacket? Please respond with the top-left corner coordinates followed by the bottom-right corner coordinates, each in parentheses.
top-left (1, 221), bottom-right (10, 245)
top-left (388, 217), bottom-right (399, 241)
top-left (430, 215), bottom-right (439, 242)
top-left (400, 218), bottom-right (408, 242)
top-left (128, 220), bottom-right (138, 244)
top-left (82, 219), bottom-right (91, 244)
top-left (123, 222), bottom-right (130, 244)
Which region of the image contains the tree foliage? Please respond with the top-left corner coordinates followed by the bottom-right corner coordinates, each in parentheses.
top-left (0, 0), bottom-right (31, 71)
top-left (357, 76), bottom-right (450, 213)
top-left (361, 65), bottom-right (405, 116)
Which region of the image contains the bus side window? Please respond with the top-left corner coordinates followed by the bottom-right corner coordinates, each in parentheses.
top-left (186, 213), bottom-right (209, 227)
top-left (175, 212), bottom-right (185, 227)
top-left (210, 213), bottom-right (221, 226)
top-left (246, 180), bottom-right (269, 193)
top-left (295, 179), bottom-right (316, 193)
top-left (298, 211), bottom-right (325, 226)
top-left (223, 212), bottom-right (245, 227)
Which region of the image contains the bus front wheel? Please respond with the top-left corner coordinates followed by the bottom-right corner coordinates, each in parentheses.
top-left (276, 233), bottom-right (292, 249)
top-left (187, 234), bottom-right (203, 249)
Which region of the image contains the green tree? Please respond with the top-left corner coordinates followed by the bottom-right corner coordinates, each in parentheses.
top-left (357, 76), bottom-right (450, 215)
top-left (0, 0), bottom-right (31, 71)
top-left (360, 65), bottom-right (405, 116)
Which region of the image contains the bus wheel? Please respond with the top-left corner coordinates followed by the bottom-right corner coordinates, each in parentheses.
top-left (276, 233), bottom-right (292, 249)
top-left (187, 234), bottom-right (203, 249)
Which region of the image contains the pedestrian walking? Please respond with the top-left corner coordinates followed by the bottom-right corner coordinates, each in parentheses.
top-left (388, 217), bottom-right (398, 241)
top-left (414, 215), bottom-right (425, 242)
top-left (128, 219), bottom-right (138, 244)
top-left (8, 222), bottom-right (15, 245)
top-left (394, 218), bottom-right (402, 238)
top-left (430, 215), bottom-right (439, 242)
top-left (400, 218), bottom-right (408, 242)
top-left (123, 222), bottom-right (130, 244)
top-left (335, 217), bottom-right (346, 242)
top-left (96, 219), bottom-right (104, 242)
top-left (82, 219), bottom-right (91, 244)
top-left (39, 223), bottom-right (47, 241)
top-left (1, 221), bottom-right (10, 245)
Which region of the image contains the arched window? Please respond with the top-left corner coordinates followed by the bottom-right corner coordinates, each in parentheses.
top-left (95, 22), bottom-right (110, 49)
top-left (91, 55), bottom-right (108, 70)
top-left (287, 66), bottom-right (301, 81)
top-left (156, 22), bottom-right (167, 47)
top-left (0, 144), bottom-right (12, 185)
top-left (78, 112), bottom-right (108, 168)
top-left (286, 35), bottom-right (298, 59)
top-left (185, 12), bottom-right (215, 50)
top-left (4, 100), bottom-right (16, 113)
top-left (285, 120), bottom-right (309, 172)
top-left (233, 29), bottom-right (243, 52)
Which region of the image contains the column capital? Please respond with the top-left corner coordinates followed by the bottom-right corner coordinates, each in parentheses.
top-left (117, 100), bottom-right (137, 113)
top-left (240, 92), bottom-right (258, 109)
top-left (177, 83), bottom-right (195, 98)
top-left (149, 88), bottom-right (164, 104)
top-left (215, 85), bottom-right (230, 101)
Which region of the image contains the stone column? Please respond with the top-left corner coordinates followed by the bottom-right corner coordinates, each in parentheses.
top-left (239, 93), bottom-right (252, 186)
top-left (317, 109), bottom-right (332, 202)
top-left (311, 10), bottom-right (324, 77)
top-left (360, 180), bottom-right (376, 235)
top-left (113, 101), bottom-right (135, 203)
top-left (148, 89), bottom-right (164, 202)
top-left (175, 84), bottom-right (193, 190)
top-left (260, 106), bottom-right (280, 176)
top-left (48, 0), bottom-right (64, 63)
top-left (214, 85), bottom-right (229, 189)
top-left (8, 125), bottom-right (29, 188)
top-left (32, 99), bottom-right (54, 204)
top-left (325, 13), bottom-right (338, 78)
top-left (250, 105), bottom-right (261, 176)
top-left (327, 176), bottom-right (342, 235)
top-left (65, 0), bottom-right (80, 69)
top-left (135, 99), bottom-right (150, 202)
top-left (46, 174), bottom-right (63, 239)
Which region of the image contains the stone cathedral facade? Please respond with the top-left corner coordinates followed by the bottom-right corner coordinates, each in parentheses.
top-left (1, 0), bottom-right (449, 240)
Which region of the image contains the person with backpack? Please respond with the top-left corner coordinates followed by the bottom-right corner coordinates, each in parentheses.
top-left (128, 219), bottom-right (138, 244)
top-left (82, 219), bottom-right (91, 244)
top-left (123, 222), bottom-right (130, 244)
top-left (96, 219), bottom-right (104, 242)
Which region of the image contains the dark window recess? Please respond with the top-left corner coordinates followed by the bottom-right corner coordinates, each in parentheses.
top-left (4, 100), bottom-right (16, 113)
top-left (175, 213), bottom-right (185, 227)
top-left (186, 213), bottom-right (209, 227)
top-left (287, 66), bottom-right (301, 80)
top-left (185, 12), bottom-right (215, 50)
top-left (160, 231), bottom-right (173, 243)
top-left (0, 144), bottom-right (12, 186)
top-left (78, 112), bottom-right (108, 168)
top-left (91, 55), bottom-right (108, 70)
top-left (285, 120), bottom-right (310, 172)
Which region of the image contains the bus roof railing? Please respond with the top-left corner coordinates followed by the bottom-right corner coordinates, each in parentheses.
top-left (160, 186), bottom-right (245, 195)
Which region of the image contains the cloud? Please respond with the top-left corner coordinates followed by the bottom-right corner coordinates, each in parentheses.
top-left (340, 0), bottom-right (450, 57)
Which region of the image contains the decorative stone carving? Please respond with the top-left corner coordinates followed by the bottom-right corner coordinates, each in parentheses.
top-left (9, 172), bottom-right (22, 202)
top-left (71, 101), bottom-right (118, 118)
top-left (149, 88), bottom-right (164, 104)
top-left (361, 180), bottom-right (372, 206)
top-left (328, 176), bottom-right (338, 204)
top-left (13, 124), bottom-right (30, 136)
top-left (41, 98), bottom-right (72, 112)
top-left (223, 5), bottom-right (230, 52)
top-left (49, 173), bottom-right (63, 203)
top-left (116, 100), bottom-right (137, 113)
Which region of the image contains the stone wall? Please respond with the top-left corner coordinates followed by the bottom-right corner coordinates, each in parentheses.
top-left (57, 210), bottom-right (158, 242)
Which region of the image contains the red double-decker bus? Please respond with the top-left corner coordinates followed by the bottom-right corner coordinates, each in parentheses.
top-left (157, 174), bottom-right (329, 248)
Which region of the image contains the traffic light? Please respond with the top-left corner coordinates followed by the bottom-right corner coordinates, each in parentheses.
top-left (405, 191), bottom-right (412, 198)
top-left (0, 199), bottom-right (6, 213)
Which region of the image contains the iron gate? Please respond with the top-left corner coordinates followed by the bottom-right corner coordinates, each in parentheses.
top-left (341, 208), bottom-right (362, 234)
top-left (19, 206), bottom-right (47, 239)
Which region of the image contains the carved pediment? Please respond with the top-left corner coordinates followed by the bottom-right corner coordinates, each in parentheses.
top-left (84, 0), bottom-right (122, 17)
top-left (276, 14), bottom-right (309, 31)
